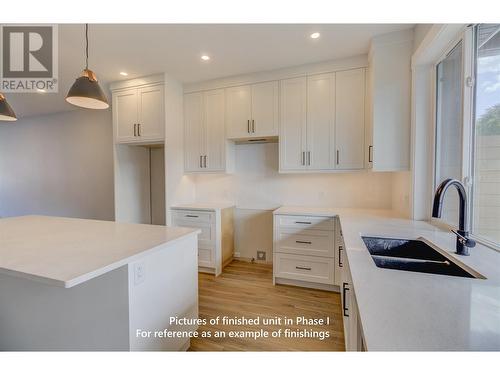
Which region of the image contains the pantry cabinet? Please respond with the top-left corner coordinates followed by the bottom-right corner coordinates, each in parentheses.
top-left (225, 81), bottom-right (279, 139)
top-left (184, 89), bottom-right (232, 173)
top-left (279, 69), bottom-right (365, 172)
top-left (112, 83), bottom-right (164, 144)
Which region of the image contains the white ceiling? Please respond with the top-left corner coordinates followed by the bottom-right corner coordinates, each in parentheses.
top-left (6, 24), bottom-right (414, 119)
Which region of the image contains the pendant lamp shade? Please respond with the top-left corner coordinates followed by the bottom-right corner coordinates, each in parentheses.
top-left (0, 93), bottom-right (17, 121)
top-left (66, 69), bottom-right (109, 109)
top-left (66, 24), bottom-right (109, 110)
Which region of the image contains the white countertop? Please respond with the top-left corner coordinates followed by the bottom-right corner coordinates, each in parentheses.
top-left (275, 206), bottom-right (500, 350)
top-left (0, 215), bottom-right (199, 288)
top-left (171, 202), bottom-right (235, 212)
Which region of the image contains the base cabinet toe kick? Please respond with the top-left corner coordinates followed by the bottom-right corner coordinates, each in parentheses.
top-left (272, 212), bottom-right (365, 351)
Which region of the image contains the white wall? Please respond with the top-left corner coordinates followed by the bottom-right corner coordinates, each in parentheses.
top-left (0, 109), bottom-right (114, 220)
top-left (195, 143), bottom-right (393, 209)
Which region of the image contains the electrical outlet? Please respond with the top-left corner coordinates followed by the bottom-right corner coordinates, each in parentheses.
top-left (257, 251), bottom-right (266, 261)
top-left (134, 262), bottom-right (146, 285)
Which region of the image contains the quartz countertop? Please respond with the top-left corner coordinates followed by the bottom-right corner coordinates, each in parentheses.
top-left (171, 202), bottom-right (235, 212)
top-left (0, 215), bottom-right (200, 288)
top-left (274, 206), bottom-right (500, 350)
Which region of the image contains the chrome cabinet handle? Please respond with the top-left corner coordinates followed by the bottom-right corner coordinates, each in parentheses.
top-left (199, 155), bottom-right (203, 168)
top-left (296, 240), bottom-right (312, 245)
top-left (203, 155), bottom-right (207, 168)
top-left (342, 282), bottom-right (349, 317)
top-left (133, 124), bottom-right (137, 137)
top-left (368, 145), bottom-right (373, 163)
top-left (252, 119), bottom-right (255, 133)
top-left (247, 120), bottom-right (250, 134)
top-left (295, 266), bottom-right (312, 271)
top-left (295, 221), bottom-right (311, 224)
top-left (307, 151), bottom-right (311, 166)
top-left (185, 214), bottom-right (199, 218)
top-left (301, 151), bottom-right (305, 166)
top-left (336, 150), bottom-right (340, 165)
top-left (338, 245), bottom-right (343, 267)
top-left (137, 123), bottom-right (141, 136)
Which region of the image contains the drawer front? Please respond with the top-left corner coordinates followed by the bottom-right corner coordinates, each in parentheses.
top-left (276, 215), bottom-right (334, 231)
top-left (172, 210), bottom-right (213, 224)
top-left (198, 247), bottom-right (215, 268)
top-left (171, 217), bottom-right (214, 249)
top-left (274, 253), bottom-right (334, 285)
top-left (276, 228), bottom-right (334, 257)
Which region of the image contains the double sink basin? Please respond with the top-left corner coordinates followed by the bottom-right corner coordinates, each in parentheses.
top-left (362, 236), bottom-right (483, 279)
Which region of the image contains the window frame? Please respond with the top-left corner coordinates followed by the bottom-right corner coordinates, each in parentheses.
top-left (430, 25), bottom-right (500, 252)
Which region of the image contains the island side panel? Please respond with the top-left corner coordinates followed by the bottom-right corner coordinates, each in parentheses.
top-left (0, 266), bottom-right (130, 351)
top-left (128, 234), bottom-right (199, 351)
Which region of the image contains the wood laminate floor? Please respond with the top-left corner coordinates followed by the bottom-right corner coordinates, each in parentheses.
top-left (189, 260), bottom-right (345, 351)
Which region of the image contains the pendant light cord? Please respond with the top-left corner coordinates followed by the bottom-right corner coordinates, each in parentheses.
top-left (85, 23), bottom-right (89, 70)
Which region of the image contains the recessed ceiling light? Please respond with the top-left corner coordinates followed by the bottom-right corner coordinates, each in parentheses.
top-left (119, 72), bottom-right (128, 76)
top-left (201, 55), bottom-right (210, 61)
top-left (310, 32), bottom-right (321, 39)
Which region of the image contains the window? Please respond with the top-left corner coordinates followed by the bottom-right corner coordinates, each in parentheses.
top-left (433, 24), bottom-right (500, 249)
top-left (435, 41), bottom-right (464, 227)
top-left (472, 24), bottom-right (500, 245)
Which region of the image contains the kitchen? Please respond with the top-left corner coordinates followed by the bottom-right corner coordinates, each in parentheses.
top-left (0, 16), bottom-right (499, 364)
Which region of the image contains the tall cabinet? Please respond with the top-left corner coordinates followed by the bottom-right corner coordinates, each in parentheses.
top-left (279, 68), bottom-right (366, 172)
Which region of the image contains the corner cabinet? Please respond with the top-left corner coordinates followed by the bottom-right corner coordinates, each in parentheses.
top-left (279, 69), bottom-right (366, 172)
top-left (225, 81), bottom-right (279, 139)
top-left (184, 89), bottom-right (233, 173)
top-left (112, 83), bottom-right (165, 144)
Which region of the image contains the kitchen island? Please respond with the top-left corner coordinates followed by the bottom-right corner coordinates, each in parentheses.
top-left (0, 215), bottom-right (200, 351)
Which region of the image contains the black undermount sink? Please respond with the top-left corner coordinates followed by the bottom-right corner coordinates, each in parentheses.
top-left (361, 236), bottom-right (480, 279)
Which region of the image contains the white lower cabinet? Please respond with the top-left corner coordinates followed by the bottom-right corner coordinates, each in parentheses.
top-left (273, 213), bottom-right (340, 290)
top-left (171, 205), bottom-right (234, 276)
top-left (340, 234), bottom-right (364, 351)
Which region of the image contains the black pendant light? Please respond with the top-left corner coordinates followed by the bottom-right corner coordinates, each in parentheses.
top-left (66, 24), bottom-right (109, 109)
top-left (0, 93), bottom-right (17, 121)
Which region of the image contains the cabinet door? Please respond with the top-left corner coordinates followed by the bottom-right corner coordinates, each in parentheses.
top-left (307, 73), bottom-right (335, 170)
top-left (251, 81), bottom-right (279, 137)
top-left (335, 69), bottom-right (366, 170)
top-left (204, 89), bottom-right (226, 171)
top-left (279, 77), bottom-right (307, 171)
top-left (184, 92), bottom-right (204, 172)
top-left (113, 88), bottom-right (138, 143)
top-left (225, 85), bottom-right (252, 139)
top-left (137, 84), bottom-right (165, 141)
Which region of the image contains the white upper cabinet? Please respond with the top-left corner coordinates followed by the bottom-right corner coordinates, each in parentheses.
top-left (112, 83), bottom-right (165, 144)
top-left (184, 92), bottom-right (205, 172)
top-left (113, 89), bottom-right (138, 143)
top-left (204, 89), bottom-right (226, 171)
top-left (137, 84), bottom-right (165, 142)
top-left (184, 89), bottom-right (232, 173)
top-left (226, 81), bottom-right (279, 139)
top-left (279, 70), bottom-right (364, 172)
top-left (279, 77), bottom-right (307, 171)
top-left (335, 69), bottom-right (366, 170)
top-left (225, 85), bottom-right (252, 138)
top-left (367, 29), bottom-right (413, 171)
top-left (307, 73), bottom-right (335, 170)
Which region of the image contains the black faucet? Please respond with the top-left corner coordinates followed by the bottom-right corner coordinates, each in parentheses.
top-left (432, 178), bottom-right (476, 255)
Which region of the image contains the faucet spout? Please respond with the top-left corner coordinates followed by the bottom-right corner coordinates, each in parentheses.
top-left (432, 178), bottom-right (476, 255)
